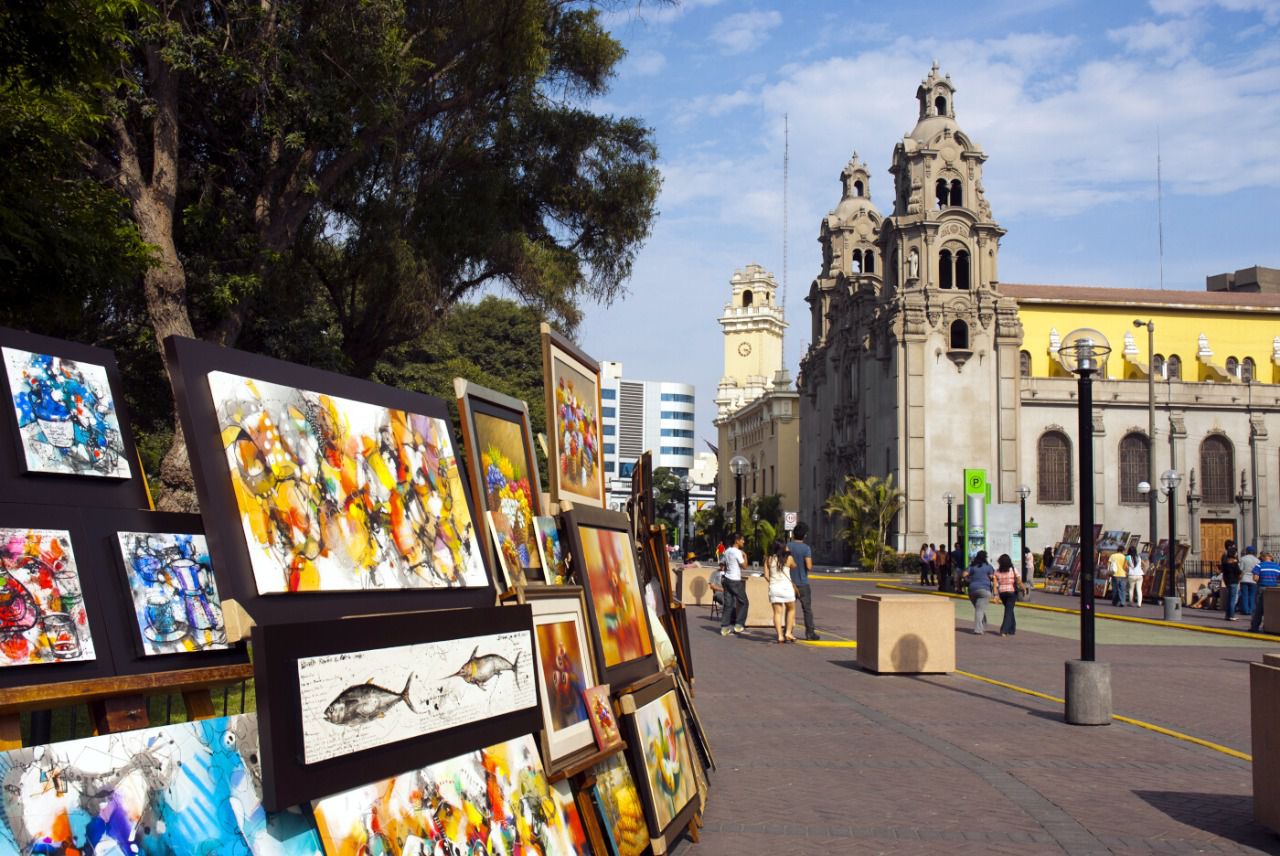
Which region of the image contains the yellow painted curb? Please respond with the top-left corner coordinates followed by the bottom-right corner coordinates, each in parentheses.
top-left (797, 640), bottom-right (859, 648)
top-left (810, 574), bottom-right (889, 582)
top-left (955, 669), bottom-right (1252, 763)
top-left (875, 583), bottom-right (1280, 644)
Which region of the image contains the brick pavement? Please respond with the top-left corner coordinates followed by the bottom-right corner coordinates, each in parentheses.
top-left (674, 579), bottom-right (1280, 855)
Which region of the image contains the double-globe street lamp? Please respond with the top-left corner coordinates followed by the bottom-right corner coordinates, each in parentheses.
top-left (730, 455), bottom-right (750, 538)
top-left (1058, 328), bottom-right (1112, 726)
top-left (943, 491), bottom-right (956, 591)
top-left (1139, 468), bottom-right (1182, 607)
top-left (1133, 319), bottom-right (1158, 561)
top-left (1017, 483), bottom-right (1031, 584)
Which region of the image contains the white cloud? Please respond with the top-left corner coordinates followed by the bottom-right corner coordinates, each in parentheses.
top-left (601, 0), bottom-right (726, 29)
top-left (1151, 0), bottom-right (1280, 22)
top-left (710, 10), bottom-right (783, 55)
top-left (626, 49), bottom-right (668, 76)
top-left (1107, 18), bottom-right (1198, 62)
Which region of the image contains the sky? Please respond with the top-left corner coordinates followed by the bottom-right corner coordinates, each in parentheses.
top-left (574, 0), bottom-right (1280, 450)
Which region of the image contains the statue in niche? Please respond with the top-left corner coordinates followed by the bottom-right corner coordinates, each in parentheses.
top-left (908, 248), bottom-right (920, 280)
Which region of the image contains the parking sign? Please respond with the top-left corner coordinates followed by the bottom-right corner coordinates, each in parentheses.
top-left (784, 511), bottom-right (798, 531)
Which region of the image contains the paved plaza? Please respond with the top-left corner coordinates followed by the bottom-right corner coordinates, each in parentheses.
top-left (677, 574), bottom-right (1280, 855)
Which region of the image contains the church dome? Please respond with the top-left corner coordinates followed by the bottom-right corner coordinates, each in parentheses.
top-left (907, 114), bottom-right (960, 145)
top-left (828, 152), bottom-right (880, 226)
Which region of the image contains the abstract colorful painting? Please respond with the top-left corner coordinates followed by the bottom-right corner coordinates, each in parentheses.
top-left (311, 734), bottom-right (579, 856)
top-left (207, 370), bottom-right (488, 594)
top-left (632, 689), bottom-right (697, 834)
top-left (535, 620), bottom-right (589, 732)
top-left (2, 347), bottom-right (130, 478)
top-left (584, 684), bottom-right (620, 751)
top-left (0, 714), bottom-right (322, 856)
top-left (116, 531), bottom-right (227, 656)
top-left (551, 781), bottom-right (590, 856)
top-left (535, 516), bottom-right (567, 583)
top-left (551, 356), bottom-right (602, 504)
top-left (590, 754), bottom-right (648, 856)
top-left (580, 526), bottom-right (652, 667)
top-left (475, 412), bottom-right (542, 581)
top-left (0, 528), bottom-right (94, 668)
top-left (297, 630), bottom-right (535, 765)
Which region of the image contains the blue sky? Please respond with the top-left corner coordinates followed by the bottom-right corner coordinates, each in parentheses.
top-left (575, 0), bottom-right (1279, 448)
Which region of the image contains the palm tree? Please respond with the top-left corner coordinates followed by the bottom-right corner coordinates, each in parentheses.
top-left (823, 474), bottom-right (905, 573)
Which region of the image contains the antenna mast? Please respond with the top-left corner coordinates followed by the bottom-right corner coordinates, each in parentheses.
top-left (1156, 127), bottom-right (1165, 291)
top-left (781, 113), bottom-right (789, 369)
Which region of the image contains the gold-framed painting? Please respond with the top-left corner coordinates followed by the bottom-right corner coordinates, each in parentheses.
top-left (541, 324), bottom-right (604, 508)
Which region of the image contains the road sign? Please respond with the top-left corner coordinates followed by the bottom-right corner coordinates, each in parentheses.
top-left (784, 511), bottom-right (798, 531)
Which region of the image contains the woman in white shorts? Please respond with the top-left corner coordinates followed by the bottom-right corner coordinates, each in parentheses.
top-left (766, 541), bottom-right (797, 643)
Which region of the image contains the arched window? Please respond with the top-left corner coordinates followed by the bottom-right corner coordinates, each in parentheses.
top-left (853, 179), bottom-right (864, 197)
top-left (949, 319), bottom-right (969, 350)
top-left (1226, 356), bottom-right (1239, 378)
top-left (939, 249), bottom-right (953, 289)
top-left (742, 289), bottom-right (753, 307)
top-left (864, 250), bottom-right (874, 273)
top-left (935, 95), bottom-right (947, 116)
top-left (852, 249), bottom-right (862, 273)
top-left (1200, 435), bottom-right (1234, 504)
top-left (935, 179), bottom-right (948, 209)
top-left (1038, 431), bottom-right (1072, 503)
top-left (1242, 356), bottom-right (1256, 382)
top-left (1166, 354), bottom-right (1182, 380)
top-left (1119, 433), bottom-right (1150, 504)
top-left (955, 249), bottom-right (970, 290)
top-left (1019, 350), bottom-right (1032, 377)
top-left (1152, 354), bottom-right (1165, 377)
top-left (950, 179), bottom-right (963, 207)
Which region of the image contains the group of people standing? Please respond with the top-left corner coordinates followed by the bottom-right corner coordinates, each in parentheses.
top-left (1106, 546), bottom-right (1147, 607)
top-left (1219, 541), bottom-right (1278, 632)
top-left (715, 523), bottom-right (820, 644)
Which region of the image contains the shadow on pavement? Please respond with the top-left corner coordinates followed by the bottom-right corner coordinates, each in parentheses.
top-left (1132, 791), bottom-right (1279, 852)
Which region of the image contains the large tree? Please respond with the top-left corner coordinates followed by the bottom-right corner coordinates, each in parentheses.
top-left (4, 1), bottom-right (660, 510)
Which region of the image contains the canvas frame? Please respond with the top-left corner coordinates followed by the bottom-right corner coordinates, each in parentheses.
top-left (455, 378), bottom-right (546, 590)
top-left (0, 327), bottom-right (147, 509)
top-left (164, 335), bottom-right (495, 624)
top-left (616, 673), bottom-right (699, 853)
top-left (515, 584), bottom-right (602, 772)
top-left (561, 504), bottom-right (659, 689)
top-left (541, 324), bottom-right (605, 508)
top-left (251, 604), bottom-right (540, 810)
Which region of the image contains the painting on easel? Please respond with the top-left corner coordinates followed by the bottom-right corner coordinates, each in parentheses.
top-left (0, 527), bottom-right (95, 668)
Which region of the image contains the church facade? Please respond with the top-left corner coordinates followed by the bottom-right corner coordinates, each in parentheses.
top-left (797, 64), bottom-right (1280, 566)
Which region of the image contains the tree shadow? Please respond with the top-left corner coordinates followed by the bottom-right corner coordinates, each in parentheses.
top-left (1132, 791), bottom-right (1279, 851)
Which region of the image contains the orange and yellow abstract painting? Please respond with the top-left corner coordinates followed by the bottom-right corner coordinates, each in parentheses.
top-left (579, 526), bottom-right (651, 667)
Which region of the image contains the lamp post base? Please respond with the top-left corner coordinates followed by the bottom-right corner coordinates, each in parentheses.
top-left (1064, 660), bottom-right (1112, 726)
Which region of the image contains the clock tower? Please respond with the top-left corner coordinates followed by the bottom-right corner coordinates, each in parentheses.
top-left (715, 263), bottom-right (788, 418)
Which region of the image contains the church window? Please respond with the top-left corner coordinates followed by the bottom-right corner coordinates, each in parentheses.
top-left (1226, 356), bottom-right (1239, 378)
top-left (865, 250), bottom-right (875, 273)
top-left (1242, 357), bottom-right (1256, 382)
top-left (955, 249), bottom-right (971, 290)
top-left (1166, 354), bottom-right (1182, 380)
top-left (1152, 354), bottom-right (1165, 377)
top-left (935, 179), bottom-right (949, 209)
top-left (853, 179), bottom-right (864, 197)
top-left (1119, 433), bottom-right (1150, 504)
top-left (1200, 435), bottom-right (1234, 504)
top-left (742, 289), bottom-right (753, 307)
top-left (939, 249), bottom-right (953, 289)
top-left (949, 319), bottom-right (969, 350)
top-left (1037, 431), bottom-right (1073, 503)
top-left (852, 249), bottom-right (862, 273)
top-left (950, 179), bottom-right (963, 207)
top-left (1019, 350), bottom-right (1031, 377)
top-left (935, 95), bottom-right (947, 116)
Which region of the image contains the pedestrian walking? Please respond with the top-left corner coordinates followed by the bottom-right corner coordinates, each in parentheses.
top-left (719, 534), bottom-right (749, 636)
top-left (1125, 544), bottom-right (1145, 607)
top-left (934, 546), bottom-right (949, 592)
top-left (1108, 549), bottom-right (1128, 606)
top-left (786, 523), bottom-right (819, 640)
top-left (919, 542), bottom-right (935, 586)
top-left (1042, 545), bottom-right (1055, 577)
top-left (1250, 552), bottom-right (1279, 634)
top-left (1221, 541), bottom-right (1241, 621)
top-left (993, 554), bottom-right (1023, 636)
top-left (964, 550), bottom-right (996, 635)
top-left (1022, 546), bottom-right (1035, 586)
top-left (765, 541), bottom-right (796, 644)
top-left (1239, 545), bottom-right (1259, 616)
top-left (950, 542), bottom-right (964, 593)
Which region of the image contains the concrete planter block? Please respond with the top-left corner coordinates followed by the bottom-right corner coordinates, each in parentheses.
top-left (1252, 660), bottom-right (1280, 834)
top-left (856, 593), bottom-right (955, 674)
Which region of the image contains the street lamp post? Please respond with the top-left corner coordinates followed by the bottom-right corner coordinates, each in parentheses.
top-left (943, 491), bottom-right (955, 592)
top-left (680, 475), bottom-right (693, 558)
top-left (1017, 484), bottom-right (1031, 584)
top-left (1134, 319), bottom-right (1157, 551)
top-left (1059, 329), bottom-right (1112, 726)
top-left (730, 456), bottom-right (750, 538)
top-left (1236, 469), bottom-right (1253, 550)
top-left (1160, 468), bottom-right (1182, 599)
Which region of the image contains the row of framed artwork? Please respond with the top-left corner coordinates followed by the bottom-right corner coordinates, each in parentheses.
top-left (1045, 526), bottom-right (1188, 600)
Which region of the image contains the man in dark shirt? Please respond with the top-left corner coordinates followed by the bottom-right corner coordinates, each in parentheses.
top-left (787, 523), bottom-right (818, 640)
top-left (1221, 540), bottom-right (1242, 621)
top-left (950, 542), bottom-right (964, 592)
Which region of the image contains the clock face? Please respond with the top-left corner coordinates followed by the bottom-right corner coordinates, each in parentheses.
top-left (738, 342), bottom-right (752, 357)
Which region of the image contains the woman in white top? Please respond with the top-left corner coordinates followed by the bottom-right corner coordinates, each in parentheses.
top-left (766, 541), bottom-right (797, 643)
top-left (1125, 545), bottom-right (1145, 607)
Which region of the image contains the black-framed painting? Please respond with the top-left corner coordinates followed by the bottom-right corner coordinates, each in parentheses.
top-left (252, 604), bottom-right (540, 810)
top-left (0, 327), bottom-right (148, 509)
top-left (165, 335), bottom-right (494, 624)
top-left (517, 585), bottom-right (601, 772)
top-left (541, 324), bottom-right (604, 508)
top-left (455, 378), bottom-right (546, 590)
top-left (628, 451), bottom-right (654, 547)
top-left (561, 505), bottom-right (657, 689)
top-left (617, 674), bottom-right (699, 854)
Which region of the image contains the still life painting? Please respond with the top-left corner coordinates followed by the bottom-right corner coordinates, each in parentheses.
top-left (551, 357), bottom-right (601, 504)
top-left (475, 412), bottom-right (541, 582)
top-left (590, 753), bottom-right (648, 856)
top-left (207, 370), bottom-right (488, 594)
top-left (579, 526), bottom-right (652, 667)
top-left (632, 689), bottom-right (697, 833)
top-left (296, 630), bottom-right (535, 765)
top-left (0, 714), bottom-right (322, 856)
top-left (311, 734), bottom-right (579, 856)
top-left (0, 528), bottom-right (94, 668)
top-left (2, 347), bottom-right (130, 479)
top-left (535, 516), bottom-right (567, 583)
top-left (584, 684), bottom-right (620, 750)
top-left (116, 531), bottom-right (227, 656)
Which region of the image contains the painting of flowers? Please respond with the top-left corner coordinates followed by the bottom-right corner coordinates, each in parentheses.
top-left (551, 357), bottom-right (601, 504)
top-left (475, 412), bottom-right (541, 582)
top-left (535, 516), bottom-right (567, 583)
